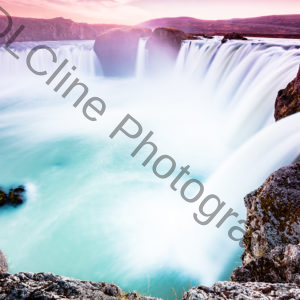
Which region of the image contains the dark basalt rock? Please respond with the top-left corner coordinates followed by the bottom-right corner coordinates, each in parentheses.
top-left (0, 251), bottom-right (8, 273)
top-left (0, 272), bottom-right (160, 300)
top-left (275, 65), bottom-right (300, 121)
top-left (94, 27), bottom-right (151, 77)
top-left (221, 32), bottom-right (247, 43)
top-left (183, 282), bottom-right (300, 300)
top-left (0, 186), bottom-right (25, 207)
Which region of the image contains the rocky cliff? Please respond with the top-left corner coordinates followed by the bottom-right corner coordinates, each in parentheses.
top-left (275, 65), bottom-right (300, 121)
top-left (231, 162), bottom-right (300, 284)
top-left (94, 27), bottom-right (151, 77)
top-left (242, 162), bottom-right (299, 263)
top-left (146, 28), bottom-right (192, 75)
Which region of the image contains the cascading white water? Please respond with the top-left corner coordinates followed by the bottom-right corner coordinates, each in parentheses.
top-left (0, 37), bottom-right (299, 299)
top-left (0, 40), bottom-right (103, 80)
top-left (136, 38), bottom-right (148, 78)
top-left (175, 38), bottom-right (300, 145)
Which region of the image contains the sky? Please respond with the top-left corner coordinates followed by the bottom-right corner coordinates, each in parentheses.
top-left (1, 0), bottom-right (300, 25)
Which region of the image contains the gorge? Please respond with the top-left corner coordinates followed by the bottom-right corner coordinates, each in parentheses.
top-left (0, 29), bottom-right (299, 299)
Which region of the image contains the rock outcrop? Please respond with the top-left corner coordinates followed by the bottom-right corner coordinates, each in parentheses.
top-left (275, 65), bottom-right (300, 121)
top-left (0, 186), bottom-right (25, 207)
top-left (146, 28), bottom-right (191, 74)
top-left (183, 282), bottom-right (300, 300)
top-left (0, 272), bottom-right (160, 300)
top-left (221, 32), bottom-right (247, 43)
top-left (0, 251), bottom-right (8, 273)
top-left (230, 162), bottom-right (300, 283)
top-left (242, 162), bottom-right (300, 262)
top-left (94, 27), bottom-right (151, 77)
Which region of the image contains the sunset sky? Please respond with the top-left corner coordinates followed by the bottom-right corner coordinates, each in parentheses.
top-left (1, 0), bottom-right (300, 25)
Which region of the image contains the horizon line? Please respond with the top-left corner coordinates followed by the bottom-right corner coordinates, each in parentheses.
top-left (1, 13), bottom-right (300, 27)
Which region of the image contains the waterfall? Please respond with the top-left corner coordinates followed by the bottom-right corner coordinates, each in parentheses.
top-left (0, 40), bottom-right (103, 80)
top-left (135, 38), bottom-right (148, 78)
top-left (175, 38), bottom-right (300, 146)
top-left (0, 37), bottom-right (299, 299)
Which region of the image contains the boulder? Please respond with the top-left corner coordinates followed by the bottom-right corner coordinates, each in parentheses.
top-left (232, 244), bottom-right (300, 283)
top-left (275, 65), bottom-right (300, 121)
top-left (0, 272), bottom-right (160, 300)
top-left (221, 32), bottom-right (247, 43)
top-left (146, 27), bottom-right (191, 74)
top-left (94, 27), bottom-right (151, 77)
top-left (241, 162), bottom-right (300, 264)
top-left (0, 251), bottom-right (8, 273)
top-left (0, 186), bottom-right (25, 207)
top-left (183, 282), bottom-right (299, 299)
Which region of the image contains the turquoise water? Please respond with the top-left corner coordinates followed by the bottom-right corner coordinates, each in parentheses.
top-left (0, 135), bottom-right (202, 299)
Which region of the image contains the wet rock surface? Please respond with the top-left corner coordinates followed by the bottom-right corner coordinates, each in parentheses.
top-left (0, 186), bottom-right (25, 207)
top-left (0, 272), bottom-right (160, 300)
top-left (182, 281), bottom-right (300, 300)
top-left (275, 65), bottom-right (300, 121)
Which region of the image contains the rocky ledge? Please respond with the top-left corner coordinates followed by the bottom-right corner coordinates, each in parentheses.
top-left (0, 272), bottom-right (160, 300)
top-left (183, 282), bottom-right (299, 300)
top-left (275, 65), bottom-right (300, 121)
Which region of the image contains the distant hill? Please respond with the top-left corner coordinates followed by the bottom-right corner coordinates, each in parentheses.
top-left (0, 16), bottom-right (130, 44)
top-left (1, 14), bottom-right (300, 44)
top-left (139, 15), bottom-right (300, 38)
